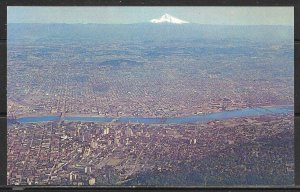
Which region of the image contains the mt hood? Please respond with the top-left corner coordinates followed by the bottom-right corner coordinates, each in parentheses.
top-left (150, 14), bottom-right (189, 24)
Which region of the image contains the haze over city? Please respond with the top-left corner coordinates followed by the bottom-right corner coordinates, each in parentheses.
top-left (7, 7), bottom-right (294, 186)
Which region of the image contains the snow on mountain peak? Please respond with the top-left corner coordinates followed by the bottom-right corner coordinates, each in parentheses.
top-left (150, 14), bottom-right (189, 24)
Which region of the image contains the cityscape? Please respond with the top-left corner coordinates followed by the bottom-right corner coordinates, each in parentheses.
top-left (7, 9), bottom-right (294, 186)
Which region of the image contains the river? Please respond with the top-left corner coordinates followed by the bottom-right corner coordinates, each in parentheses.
top-left (16, 105), bottom-right (293, 125)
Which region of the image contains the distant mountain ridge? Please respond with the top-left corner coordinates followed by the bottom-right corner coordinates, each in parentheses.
top-left (150, 14), bottom-right (189, 24)
top-left (8, 23), bottom-right (293, 43)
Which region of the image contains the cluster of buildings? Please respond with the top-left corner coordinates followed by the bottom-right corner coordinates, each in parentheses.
top-left (7, 32), bottom-right (294, 185)
top-left (7, 39), bottom-right (293, 119)
top-left (7, 113), bottom-right (293, 185)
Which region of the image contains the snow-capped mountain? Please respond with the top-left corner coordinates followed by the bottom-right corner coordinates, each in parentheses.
top-left (150, 14), bottom-right (189, 24)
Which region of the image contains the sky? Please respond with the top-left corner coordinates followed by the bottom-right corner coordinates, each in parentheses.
top-left (7, 6), bottom-right (294, 26)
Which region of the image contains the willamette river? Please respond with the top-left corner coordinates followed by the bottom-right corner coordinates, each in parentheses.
top-left (16, 105), bottom-right (293, 125)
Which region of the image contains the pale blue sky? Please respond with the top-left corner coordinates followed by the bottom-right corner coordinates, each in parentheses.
top-left (8, 6), bottom-right (294, 26)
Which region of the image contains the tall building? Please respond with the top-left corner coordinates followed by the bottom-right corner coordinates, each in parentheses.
top-left (114, 137), bottom-right (120, 145)
top-left (125, 138), bottom-right (130, 145)
top-left (76, 127), bottom-right (80, 137)
top-left (103, 127), bottom-right (110, 135)
top-left (89, 178), bottom-right (96, 185)
top-left (69, 172), bottom-right (74, 182)
top-left (90, 138), bottom-right (98, 149)
top-left (26, 178), bottom-right (32, 185)
top-left (85, 166), bottom-right (92, 174)
top-left (125, 128), bottom-right (133, 137)
top-left (84, 147), bottom-right (91, 156)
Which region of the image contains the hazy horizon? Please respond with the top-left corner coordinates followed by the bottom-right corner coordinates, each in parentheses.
top-left (8, 6), bottom-right (294, 26)
top-left (7, 22), bottom-right (294, 26)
